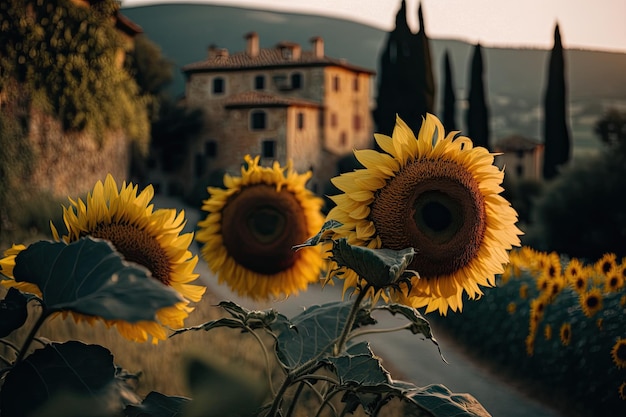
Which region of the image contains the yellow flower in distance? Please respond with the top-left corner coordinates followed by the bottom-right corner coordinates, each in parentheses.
top-left (326, 114), bottom-right (522, 314)
top-left (2, 174), bottom-right (206, 343)
top-left (612, 338), bottom-right (626, 369)
top-left (196, 155), bottom-right (324, 300)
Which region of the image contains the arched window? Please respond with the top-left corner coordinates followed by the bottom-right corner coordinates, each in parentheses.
top-left (212, 77), bottom-right (224, 94)
top-left (251, 110), bottom-right (267, 130)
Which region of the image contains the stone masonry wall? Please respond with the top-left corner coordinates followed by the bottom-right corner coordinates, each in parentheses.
top-left (26, 109), bottom-right (130, 200)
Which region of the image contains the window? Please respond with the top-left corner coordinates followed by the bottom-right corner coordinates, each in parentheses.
top-left (251, 110), bottom-right (266, 130)
top-left (330, 113), bottom-right (338, 128)
top-left (333, 75), bottom-right (340, 92)
top-left (205, 140), bottom-right (217, 157)
top-left (212, 77), bottom-right (224, 94)
top-left (291, 72), bottom-right (302, 89)
top-left (297, 112), bottom-right (305, 130)
top-left (262, 140), bottom-right (276, 158)
top-left (353, 115), bottom-right (362, 131)
top-left (254, 75), bottom-right (265, 90)
top-left (340, 132), bottom-right (347, 146)
top-left (353, 76), bottom-right (359, 91)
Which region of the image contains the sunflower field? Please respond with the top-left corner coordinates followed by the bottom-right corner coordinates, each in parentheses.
top-left (432, 248), bottom-right (626, 416)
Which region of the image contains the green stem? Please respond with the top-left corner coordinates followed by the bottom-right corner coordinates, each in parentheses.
top-left (334, 285), bottom-right (369, 355)
top-left (246, 325), bottom-right (277, 396)
top-left (266, 374), bottom-right (293, 417)
top-left (284, 381), bottom-right (306, 417)
top-left (14, 308), bottom-right (51, 365)
top-left (313, 388), bottom-right (340, 417)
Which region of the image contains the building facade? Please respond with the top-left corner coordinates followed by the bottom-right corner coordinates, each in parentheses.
top-left (180, 32), bottom-right (376, 193)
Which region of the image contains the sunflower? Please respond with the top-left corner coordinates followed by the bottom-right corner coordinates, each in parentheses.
top-left (196, 155), bottom-right (324, 300)
top-left (611, 338), bottom-right (626, 369)
top-left (564, 258), bottom-right (584, 286)
top-left (326, 114), bottom-right (522, 314)
top-left (604, 269), bottom-right (624, 293)
top-left (579, 288), bottom-right (603, 318)
top-left (595, 253), bottom-right (617, 276)
top-left (559, 322), bottom-right (572, 346)
top-left (619, 382), bottom-right (626, 401)
top-left (1, 175), bottom-right (206, 343)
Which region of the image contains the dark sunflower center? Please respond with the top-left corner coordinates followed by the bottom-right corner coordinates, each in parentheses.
top-left (221, 184), bottom-right (308, 275)
top-left (586, 296), bottom-right (599, 308)
top-left (247, 207), bottom-right (286, 243)
top-left (370, 158), bottom-right (487, 278)
top-left (415, 195), bottom-right (460, 238)
top-left (87, 222), bottom-right (172, 285)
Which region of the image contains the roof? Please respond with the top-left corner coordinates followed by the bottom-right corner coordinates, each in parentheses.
top-left (115, 12), bottom-right (143, 36)
top-left (494, 135), bottom-right (543, 152)
top-left (223, 91), bottom-right (322, 109)
top-left (182, 48), bottom-right (375, 75)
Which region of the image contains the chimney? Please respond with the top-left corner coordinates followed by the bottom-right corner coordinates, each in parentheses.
top-left (207, 43), bottom-right (219, 59)
top-left (310, 36), bottom-right (324, 58)
top-left (245, 31), bottom-right (259, 57)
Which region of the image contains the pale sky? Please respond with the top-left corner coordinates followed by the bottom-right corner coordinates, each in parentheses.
top-left (122, 0), bottom-right (626, 53)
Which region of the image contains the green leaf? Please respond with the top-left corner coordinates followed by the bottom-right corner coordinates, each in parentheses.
top-left (330, 238), bottom-right (417, 288)
top-left (276, 301), bottom-right (357, 369)
top-left (13, 237), bottom-right (183, 323)
top-left (171, 301), bottom-right (291, 337)
top-left (405, 384), bottom-right (490, 417)
top-left (292, 219), bottom-right (343, 250)
top-left (218, 300), bottom-right (290, 330)
top-left (325, 342), bottom-right (391, 387)
top-left (0, 287), bottom-right (29, 337)
top-left (375, 303), bottom-right (446, 362)
top-left (125, 391), bottom-right (189, 417)
top-left (0, 341), bottom-right (117, 417)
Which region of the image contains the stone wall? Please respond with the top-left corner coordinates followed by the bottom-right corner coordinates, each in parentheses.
top-left (26, 109), bottom-right (131, 199)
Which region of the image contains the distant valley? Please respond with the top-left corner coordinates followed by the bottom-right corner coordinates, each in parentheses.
top-left (122, 3), bottom-right (626, 157)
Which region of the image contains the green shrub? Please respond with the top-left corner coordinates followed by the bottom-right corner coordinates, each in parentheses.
top-left (527, 152), bottom-right (626, 260)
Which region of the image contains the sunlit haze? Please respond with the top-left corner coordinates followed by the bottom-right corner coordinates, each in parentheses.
top-left (122, 0), bottom-right (626, 53)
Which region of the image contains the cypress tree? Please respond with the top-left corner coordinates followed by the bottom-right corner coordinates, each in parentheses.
top-left (542, 24), bottom-right (571, 180)
top-left (465, 43), bottom-right (490, 150)
top-left (373, 1), bottom-right (435, 137)
top-left (372, 0), bottom-right (406, 137)
top-left (441, 50), bottom-right (457, 131)
top-left (414, 2), bottom-right (435, 117)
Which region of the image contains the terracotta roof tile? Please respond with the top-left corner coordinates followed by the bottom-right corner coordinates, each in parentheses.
top-left (182, 48), bottom-right (375, 74)
top-left (223, 91), bottom-right (321, 108)
top-left (495, 135), bottom-right (543, 152)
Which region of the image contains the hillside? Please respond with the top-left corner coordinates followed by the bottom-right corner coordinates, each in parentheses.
top-left (122, 3), bottom-right (626, 155)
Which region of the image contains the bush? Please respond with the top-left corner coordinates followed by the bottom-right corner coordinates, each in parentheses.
top-left (527, 152), bottom-right (626, 260)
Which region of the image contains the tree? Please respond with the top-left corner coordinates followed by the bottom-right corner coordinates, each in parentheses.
top-left (594, 108), bottom-right (626, 156)
top-left (0, 0), bottom-right (149, 148)
top-left (465, 43), bottom-right (490, 150)
top-left (441, 50), bottom-right (457, 131)
top-left (542, 24), bottom-right (571, 180)
top-left (373, 1), bottom-right (435, 137)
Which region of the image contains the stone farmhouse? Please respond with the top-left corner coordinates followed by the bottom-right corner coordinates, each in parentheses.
top-left (179, 32), bottom-right (376, 194)
top-left (494, 135), bottom-right (544, 181)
